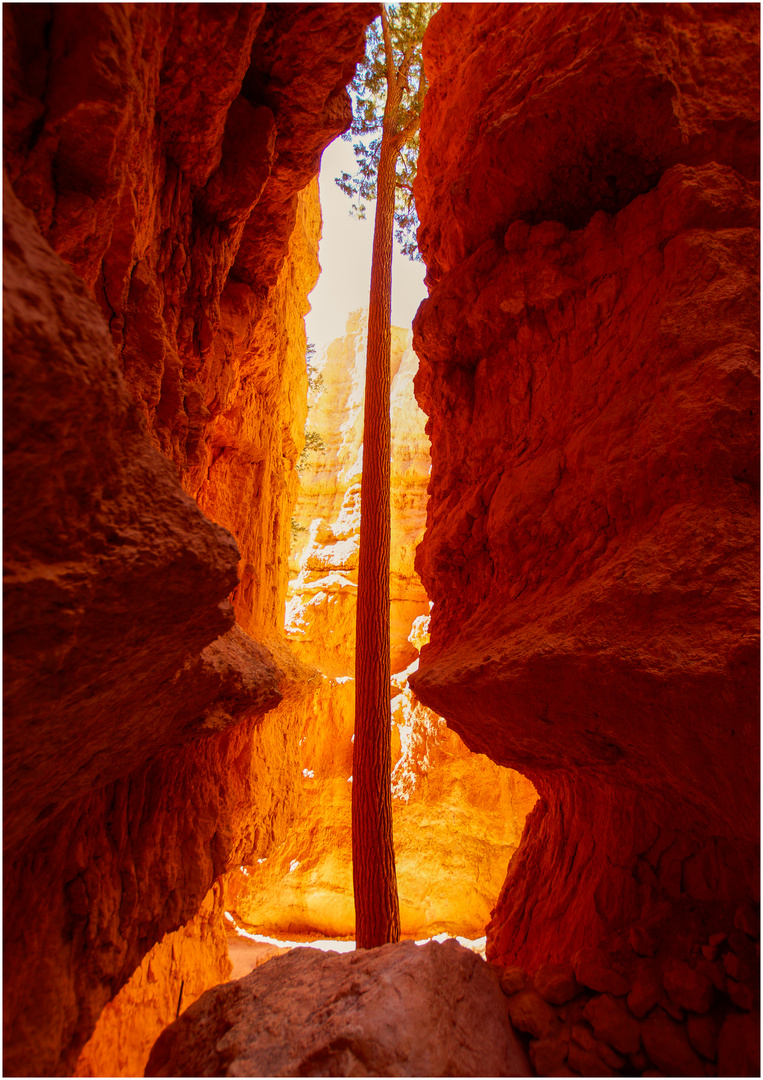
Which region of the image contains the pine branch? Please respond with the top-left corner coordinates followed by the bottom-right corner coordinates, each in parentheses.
top-left (394, 110), bottom-right (421, 146)
top-left (416, 52), bottom-right (427, 108)
top-left (336, 3), bottom-right (437, 262)
top-left (398, 42), bottom-right (415, 87)
top-left (380, 6), bottom-right (396, 91)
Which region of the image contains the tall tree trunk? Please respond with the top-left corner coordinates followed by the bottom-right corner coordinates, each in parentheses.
top-left (352, 134), bottom-right (401, 949)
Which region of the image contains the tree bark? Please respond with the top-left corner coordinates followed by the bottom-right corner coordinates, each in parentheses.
top-left (352, 132), bottom-right (401, 950)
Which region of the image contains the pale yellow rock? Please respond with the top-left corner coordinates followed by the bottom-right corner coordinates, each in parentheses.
top-left (195, 180), bottom-right (322, 640)
top-left (290, 309), bottom-right (430, 672)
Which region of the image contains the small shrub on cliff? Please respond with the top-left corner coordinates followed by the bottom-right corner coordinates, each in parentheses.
top-left (306, 342), bottom-right (324, 396)
top-left (296, 429), bottom-right (327, 472)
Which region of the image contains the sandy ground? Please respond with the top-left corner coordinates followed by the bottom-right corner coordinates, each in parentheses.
top-left (226, 921), bottom-right (487, 981)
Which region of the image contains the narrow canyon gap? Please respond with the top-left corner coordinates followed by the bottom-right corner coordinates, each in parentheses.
top-left (3, 2), bottom-right (760, 1078)
top-left (219, 310), bottom-right (537, 947)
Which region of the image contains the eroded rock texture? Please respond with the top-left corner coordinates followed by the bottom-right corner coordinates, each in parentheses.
top-left (146, 939), bottom-right (531, 1077)
top-left (4, 1), bottom-right (372, 640)
top-left (3, 3), bottom-right (375, 1075)
top-left (222, 316), bottom-right (536, 941)
top-left (411, 0), bottom-right (759, 982)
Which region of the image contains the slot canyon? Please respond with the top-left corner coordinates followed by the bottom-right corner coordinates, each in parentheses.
top-left (2, 2), bottom-right (759, 1078)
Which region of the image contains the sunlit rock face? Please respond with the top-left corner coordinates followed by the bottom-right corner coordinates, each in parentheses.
top-left (74, 885), bottom-right (230, 1079)
top-left (225, 313), bottom-right (538, 941)
top-left (289, 309), bottom-right (430, 672)
top-left (411, 0), bottom-right (759, 983)
top-left (3, 4), bottom-right (375, 1075)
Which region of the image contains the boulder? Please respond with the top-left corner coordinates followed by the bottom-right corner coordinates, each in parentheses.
top-left (627, 961), bottom-right (662, 1018)
top-left (501, 966), bottom-right (528, 996)
top-left (573, 948), bottom-right (630, 997)
top-left (723, 949), bottom-right (755, 985)
top-left (717, 1011), bottom-right (760, 1077)
top-left (727, 979), bottom-right (757, 1012)
top-left (686, 1013), bottom-right (719, 1062)
top-left (641, 1008), bottom-right (705, 1077)
top-left (629, 926), bottom-right (657, 958)
top-left (734, 902), bottom-right (760, 939)
top-left (662, 958), bottom-right (714, 1014)
top-left (567, 1040), bottom-right (614, 1077)
top-left (146, 940), bottom-right (531, 1077)
top-left (583, 993), bottom-right (641, 1055)
top-left (534, 962), bottom-right (580, 1005)
top-left (529, 1033), bottom-right (569, 1075)
top-left (505, 987), bottom-right (559, 1039)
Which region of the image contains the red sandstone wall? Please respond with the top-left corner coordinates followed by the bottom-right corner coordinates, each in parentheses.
top-left (4, 2), bottom-right (371, 639)
top-left (3, 4), bottom-right (375, 1074)
top-left (411, 1), bottom-right (759, 970)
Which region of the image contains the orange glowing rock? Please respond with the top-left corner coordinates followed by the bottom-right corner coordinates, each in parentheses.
top-left (411, 1), bottom-right (759, 973)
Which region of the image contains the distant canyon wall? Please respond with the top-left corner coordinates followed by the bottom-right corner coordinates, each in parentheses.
top-left (411, 0), bottom-right (759, 971)
top-left (225, 312), bottom-right (538, 941)
top-left (289, 309), bottom-right (430, 673)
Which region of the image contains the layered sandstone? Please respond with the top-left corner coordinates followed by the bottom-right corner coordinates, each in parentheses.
top-left (225, 314), bottom-right (537, 941)
top-left (412, 0), bottom-right (759, 988)
top-left (3, 4), bottom-right (376, 1074)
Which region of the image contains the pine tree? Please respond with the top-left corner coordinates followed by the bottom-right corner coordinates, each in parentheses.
top-left (338, 2), bottom-right (436, 950)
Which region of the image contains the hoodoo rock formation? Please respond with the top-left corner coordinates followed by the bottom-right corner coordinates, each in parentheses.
top-left (224, 312), bottom-right (538, 940)
top-left (411, 1), bottom-right (760, 1074)
top-left (4, 4), bottom-right (376, 1075)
